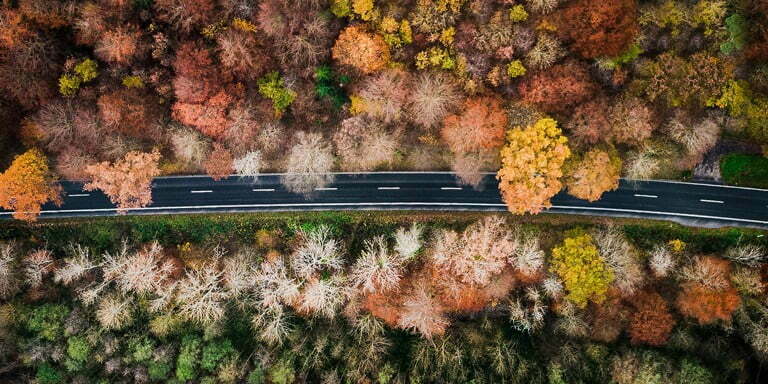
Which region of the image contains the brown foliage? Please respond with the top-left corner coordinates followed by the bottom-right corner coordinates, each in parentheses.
top-left (32, 100), bottom-right (106, 154)
top-left (0, 9), bottom-right (33, 49)
top-left (98, 89), bottom-right (163, 140)
top-left (357, 69), bottom-right (412, 124)
top-left (154, 0), bottom-right (215, 34)
top-left (555, 0), bottom-right (638, 59)
top-left (332, 25), bottom-right (390, 75)
top-left (628, 291), bottom-right (676, 346)
top-left (217, 28), bottom-right (270, 80)
top-left (607, 97), bottom-right (656, 146)
top-left (18, 0), bottom-right (76, 29)
top-left (203, 143), bottom-right (233, 181)
top-left (518, 61), bottom-right (597, 114)
top-left (441, 97), bottom-right (508, 153)
top-left (588, 289), bottom-right (629, 343)
top-left (172, 91), bottom-right (233, 139)
top-left (84, 150), bottom-right (161, 212)
top-left (94, 26), bottom-right (141, 65)
top-left (0, 34), bottom-right (60, 108)
top-left (73, 3), bottom-right (107, 45)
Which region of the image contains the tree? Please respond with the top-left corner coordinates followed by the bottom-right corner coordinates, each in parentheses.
top-left (518, 61), bottom-right (596, 114)
top-left (0, 243), bottom-right (19, 299)
top-left (565, 98), bottom-right (611, 146)
top-left (550, 233), bottom-right (614, 308)
top-left (397, 282), bottom-right (448, 338)
top-left (408, 71), bottom-right (461, 129)
top-left (628, 291), bottom-right (675, 346)
top-left (639, 52), bottom-right (732, 108)
top-left (0, 149), bottom-right (61, 222)
top-left (84, 150), bottom-right (161, 212)
top-left (282, 132), bottom-right (335, 195)
top-left (97, 89), bottom-right (162, 140)
top-left (332, 25), bottom-right (390, 74)
top-left (217, 28), bottom-right (269, 80)
top-left (203, 143), bottom-right (233, 181)
top-left (94, 26), bottom-right (141, 65)
top-left (154, 0), bottom-right (215, 34)
top-left (555, 0), bottom-right (638, 59)
top-left (676, 283), bottom-right (741, 325)
top-left (233, 151), bottom-right (263, 181)
top-left (607, 97), bottom-right (656, 146)
top-left (497, 118), bottom-right (571, 214)
top-left (565, 148), bottom-right (622, 202)
top-left (333, 117), bottom-right (398, 171)
top-left (441, 97), bottom-right (508, 153)
top-left (356, 69), bottom-right (412, 124)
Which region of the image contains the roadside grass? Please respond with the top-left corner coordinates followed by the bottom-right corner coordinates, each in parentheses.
top-left (721, 154), bottom-right (768, 188)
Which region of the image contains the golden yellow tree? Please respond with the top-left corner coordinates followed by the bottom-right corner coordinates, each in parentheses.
top-left (496, 118), bottom-right (570, 214)
top-left (332, 25), bottom-right (390, 74)
top-left (565, 148), bottom-right (622, 202)
top-left (0, 149), bottom-right (61, 221)
top-left (84, 150), bottom-right (161, 212)
top-left (550, 233), bottom-right (614, 308)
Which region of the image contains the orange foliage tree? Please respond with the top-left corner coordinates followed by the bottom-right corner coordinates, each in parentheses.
top-left (441, 96), bottom-right (508, 154)
top-left (203, 143), bottom-right (233, 181)
top-left (518, 61), bottom-right (597, 114)
top-left (676, 283), bottom-right (741, 325)
top-left (94, 26), bottom-right (141, 65)
top-left (497, 118), bottom-right (571, 214)
top-left (565, 148), bottom-right (622, 202)
top-left (97, 89), bottom-right (162, 140)
top-left (555, 0), bottom-right (638, 59)
top-left (628, 291), bottom-right (676, 346)
top-left (84, 150), bottom-right (161, 212)
top-left (332, 25), bottom-right (390, 74)
top-left (0, 149), bottom-right (61, 222)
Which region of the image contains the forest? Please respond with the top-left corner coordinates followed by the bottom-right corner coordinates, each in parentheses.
top-left (0, 0), bottom-right (768, 219)
top-left (0, 212), bottom-right (767, 383)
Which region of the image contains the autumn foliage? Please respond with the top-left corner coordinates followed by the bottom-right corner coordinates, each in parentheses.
top-left (0, 149), bottom-right (61, 221)
top-left (441, 97), bottom-right (508, 153)
top-left (497, 118), bottom-right (571, 214)
top-left (565, 148), bottom-right (622, 202)
top-left (518, 61), bottom-right (597, 114)
top-left (84, 150), bottom-right (161, 212)
top-left (555, 0), bottom-right (638, 59)
top-left (628, 291), bottom-right (676, 346)
top-left (332, 25), bottom-right (390, 74)
top-left (203, 143), bottom-right (233, 181)
top-left (677, 283), bottom-right (741, 325)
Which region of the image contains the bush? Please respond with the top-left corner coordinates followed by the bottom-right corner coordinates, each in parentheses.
top-left (721, 154), bottom-right (768, 188)
top-left (26, 303), bottom-right (70, 342)
top-left (36, 363), bottom-right (64, 384)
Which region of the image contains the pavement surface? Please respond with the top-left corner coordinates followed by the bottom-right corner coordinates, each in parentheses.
top-left (1, 173), bottom-right (767, 229)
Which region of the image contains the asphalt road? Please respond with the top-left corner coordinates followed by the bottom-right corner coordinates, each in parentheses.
top-left (1, 173), bottom-right (767, 229)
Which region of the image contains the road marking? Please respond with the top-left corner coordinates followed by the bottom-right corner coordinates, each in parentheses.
top-left (441, 187), bottom-right (462, 190)
top-left (634, 194), bottom-right (658, 198)
top-left (190, 190), bottom-right (213, 194)
top-left (315, 187), bottom-right (338, 191)
top-left (3, 203), bottom-right (768, 226)
top-left (622, 178), bottom-right (768, 192)
top-left (700, 199), bottom-right (724, 204)
top-left (68, 194), bottom-right (90, 197)
top-left (252, 188), bottom-right (275, 192)
top-left (378, 187), bottom-right (400, 190)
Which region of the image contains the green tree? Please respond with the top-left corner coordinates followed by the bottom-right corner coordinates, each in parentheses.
top-left (257, 71), bottom-right (296, 117)
top-left (176, 334), bottom-right (202, 382)
top-left (25, 303), bottom-right (70, 342)
top-left (201, 338), bottom-right (237, 372)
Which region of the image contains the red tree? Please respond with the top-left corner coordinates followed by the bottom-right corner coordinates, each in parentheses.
top-left (555, 0), bottom-right (638, 59)
top-left (98, 89), bottom-right (163, 140)
top-left (203, 143), bottom-right (233, 181)
top-left (518, 61), bottom-right (597, 114)
top-left (441, 97), bottom-right (508, 153)
top-left (628, 291), bottom-right (676, 346)
top-left (95, 26), bottom-right (141, 65)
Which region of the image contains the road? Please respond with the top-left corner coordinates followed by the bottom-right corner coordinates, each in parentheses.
top-left (1, 173), bottom-right (767, 229)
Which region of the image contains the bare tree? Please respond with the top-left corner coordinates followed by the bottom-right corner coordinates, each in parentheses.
top-left (725, 245), bottom-right (765, 267)
top-left (508, 287), bottom-right (547, 332)
top-left (96, 294), bottom-right (134, 330)
top-left (513, 234), bottom-right (545, 276)
top-left (233, 151), bottom-right (263, 181)
top-left (298, 276), bottom-right (346, 318)
top-left (176, 267), bottom-right (229, 325)
top-left (394, 224), bottom-right (423, 260)
top-left (170, 127), bottom-right (210, 171)
top-left (408, 71), bottom-right (460, 129)
top-left (222, 247), bottom-right (259, 297)
top-left (55, 244), bottom-right (98, 286)
top-left (398, 282), bottom-right (448, 338)
top-left (252, 306), bottom-right (292, 345)
top-left (680, 256), bottom-right (730, 291)
top-left (254, 257), bottom-right (300, 310)
top-left (542, 276), bottom-right (564, 298)
top-left (23, 249), bottom-right (54, 288)
top-left (0, 242), bottom-right (18, 299)
top-left (116, 241), bottom-right (170, 295)
top-left (282, 131), bottom-right (335, 195)
top-left (648, 245), bottom-right (675, 278)
top-left (291, 225), bottom-right (343, 279)
top-left (594, 227), bottom-right (644, 296)
top-left (351, 236), bottom-right (403, 294)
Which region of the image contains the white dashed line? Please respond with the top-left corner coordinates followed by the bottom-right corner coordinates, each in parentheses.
top-left (315, 187), bottom-right (338, 191)
top-left (68, 193), bottom-right (90, 197)
top-left (252, 188), bottom-right (275, 192)
top-left (700, 199), bottom-right (724, 204)
top-left (633, 194), bottom-right (658, 198)
top-left (190, 190), bottom-right (213, 194)
top-left (377, 187), bottom-right (401, 190)
top-left (441, 187), bottom-right (463, 190)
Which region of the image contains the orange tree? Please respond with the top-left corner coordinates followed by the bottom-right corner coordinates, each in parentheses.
top-left (628, 291), bottom-right (676, 346)
top-left (332, 25), bottom-right (390, 74)
top-left (0, 148), bottom-right (61, 221)
top-left (84, 150), bottom-right (161, 212)
top-left (565, 148), bottom-right (622, 202)
top-left (497, 118), bottom-right (570, 214)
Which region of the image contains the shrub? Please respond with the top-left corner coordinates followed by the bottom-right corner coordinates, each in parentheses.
top-left (176, 334), bottom-right (202, 381)
top-left (36, 363), bottom-right (63, 384)
top-left (507, 60), bottom-right (526, 78)
top-left (201, 339), bottom-right (236, 372)
top-left (550, 233), bottom-right (614, 308)
top-left (510, 5), bottom-right (529, 22)
top-left (74, 59), bottom-right (98, 82)
top-left (66, 336), bottom-right (91, 366)
top-left (58, 74), bottom-right (81, 97)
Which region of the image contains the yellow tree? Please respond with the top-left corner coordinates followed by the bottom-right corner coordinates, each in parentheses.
top-left (565, 148), bottom-right (622, 202)
top-left (84, 150), bottom-right (161, 212)
top-left (497, 118), bottom-right (570, 214)
top-left (550, 233), bottom-right (614, 308)
top-left (0, 149), bottom-right (61, 221)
